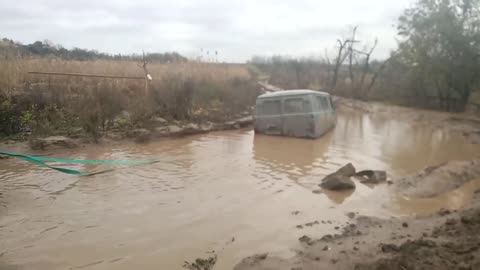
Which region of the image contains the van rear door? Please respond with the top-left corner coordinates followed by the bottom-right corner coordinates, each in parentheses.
top-left (255, 99), bottom-right (283, 135)
top-left (282, 96), bottom-right (314, 138)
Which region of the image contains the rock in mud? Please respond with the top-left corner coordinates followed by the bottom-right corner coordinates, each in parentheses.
top-left (233, 253), bottom-right (292, 270)
top-left (168, 125), bottom-right (185, 134)
top-left (200, 122), bottom-right (215, 132)
top-left (461, 216), bottom-right (472, 225)
top-left (224, 120), bottom-right (241, 129)
top-left (438, 208), bottom-right (452, 216)
top-left (320, 175), bottom-right (356, 191)
top-left (183, 123), bottom-right (201, 135)
top-left (233, 253), bottom-right (269, 268)
top-left (153, 117), bottom-right (168, 126)
top-left (154, 126), bottom-right (170, 136)
top-left (126, 129), bottom-right (151, 143)
top-left (305, 221), bottom-right (319, 227)
top-left (354, 170), bottom-right (387, 184)
top-left (320, 234), bottom-right (334, 242)
top-left (335, 163), bottom-right (356, 177)
top-left (320, 163), bottom-right (356, 190)
top-left (380, 243), bottom-right (400, 253)
top-left (236, 116), bottom-right (254, 127)
top-left (183, 255), bottom-right (217, 270)
top-left (29, 136), bottom-right (78, 150)
top-left (299, 235), bottom-right (314, 245)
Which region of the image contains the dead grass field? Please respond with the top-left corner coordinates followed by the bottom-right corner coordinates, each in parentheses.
top-left (0, 57), bottom-right (258, 138)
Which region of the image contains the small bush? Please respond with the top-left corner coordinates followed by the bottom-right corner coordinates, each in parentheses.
top-left (0, 96), bottom-right (21, 136)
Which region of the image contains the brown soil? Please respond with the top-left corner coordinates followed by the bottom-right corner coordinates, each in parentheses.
top-left (234, 160), bottom-right (480, 270)
top-left (235, 195), bottom-right (480, 270)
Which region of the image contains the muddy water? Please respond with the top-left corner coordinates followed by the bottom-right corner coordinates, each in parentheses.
top-left (1, 112), bottom-right (480, 270)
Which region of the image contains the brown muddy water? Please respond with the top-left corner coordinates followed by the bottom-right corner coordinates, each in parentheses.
top-left (1, 112), bottom-right (480, 270)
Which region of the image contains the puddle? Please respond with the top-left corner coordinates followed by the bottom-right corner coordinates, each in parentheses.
top-left (1, 111), bottom-right (480, 270)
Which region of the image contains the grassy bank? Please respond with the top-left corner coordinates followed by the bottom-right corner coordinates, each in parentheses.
top-left (0, 57), bottom-right (259, 140)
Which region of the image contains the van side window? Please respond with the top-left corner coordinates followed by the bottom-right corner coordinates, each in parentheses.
top-left (261, 100), bottom-right (281, 115)
top-left (284, 98), bottom-right (305, 113)
top-left (316, 96), bottom-right (329, 112)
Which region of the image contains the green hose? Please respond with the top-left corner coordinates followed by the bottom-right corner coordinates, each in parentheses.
top-left (0, 150), bottom-right (159, 176)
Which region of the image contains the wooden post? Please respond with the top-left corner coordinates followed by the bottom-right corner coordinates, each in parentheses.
top-left (141, 51), bottom-right (152, 95)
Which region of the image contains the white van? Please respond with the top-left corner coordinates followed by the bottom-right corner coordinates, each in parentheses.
top-left (254, 90), bottom-right (336, 139)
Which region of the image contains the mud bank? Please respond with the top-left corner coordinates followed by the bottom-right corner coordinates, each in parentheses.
top-left (234, 162), bottom-right (480, 270)
top-left (236, 203), bottom-right (480, 270)
top-left (394, 160), bottom-right (480, 198)
top-left (7, 116), bottom-right (254, 151)
top-left (6, 96), bottom-right (480, 149)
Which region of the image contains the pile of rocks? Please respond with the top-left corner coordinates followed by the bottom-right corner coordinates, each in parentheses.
top-left (320, 163), bottom-right (387, 191)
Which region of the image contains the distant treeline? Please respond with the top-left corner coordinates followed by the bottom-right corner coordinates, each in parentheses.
top-left (249, 55), bottom-right (384, 91)
top-left (250, 0), bottom-right (480, 112)
top-left (0, 38), bottom-right (188, 63)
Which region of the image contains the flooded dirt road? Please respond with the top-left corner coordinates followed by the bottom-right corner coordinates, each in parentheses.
top-left (1, 110), bottom-right (480, 270)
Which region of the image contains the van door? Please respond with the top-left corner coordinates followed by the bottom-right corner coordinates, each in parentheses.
top-left (256, 99), bottom-right (283, 135)
top-left (282, 96), bottom-right (314, 138)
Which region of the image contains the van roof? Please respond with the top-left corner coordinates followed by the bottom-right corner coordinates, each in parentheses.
top-left (257, 89), bottom-right (330, 99)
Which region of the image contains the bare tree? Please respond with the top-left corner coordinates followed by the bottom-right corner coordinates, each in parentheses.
top-left (356, 38), bottom-right (378, 95)
top-left (331, 39), bottom-right (350, 89)
top-left (347, 26), bottom-right (359, 86)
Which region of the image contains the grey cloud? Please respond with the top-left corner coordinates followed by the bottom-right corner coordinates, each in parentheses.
top-left (0, 0), bottom-right (413, 62)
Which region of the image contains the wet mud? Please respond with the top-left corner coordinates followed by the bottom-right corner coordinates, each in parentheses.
top-left (235, 177), bottom-right (480, 270)
top-left (1, 99), bottom-right (480, 270)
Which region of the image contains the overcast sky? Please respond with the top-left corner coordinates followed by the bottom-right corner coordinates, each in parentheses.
top-left (1, 0), bottom-right (413, 62)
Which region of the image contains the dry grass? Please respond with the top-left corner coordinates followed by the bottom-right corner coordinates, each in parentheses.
top-left (7, 58), bottom-right (248, 83)
top-left (0, 56), bottom-right (258, 138)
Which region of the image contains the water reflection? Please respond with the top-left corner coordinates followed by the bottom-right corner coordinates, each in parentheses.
top-left (323, 189), bottom-right (355, 204)
top-left (252, 131), bottom-right (333, 184)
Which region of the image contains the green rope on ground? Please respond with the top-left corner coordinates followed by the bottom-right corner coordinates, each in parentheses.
top-left (0, 150), bottom-right (160, 176)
